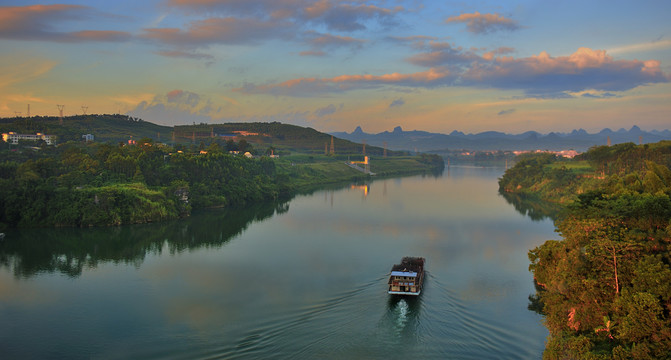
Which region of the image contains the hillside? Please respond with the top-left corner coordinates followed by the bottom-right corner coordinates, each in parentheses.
top-left (0, 115), bottom-right (406, 156)
top-left (498, 141), bottom-right (671, 358)
top-left (173, 122), bottom-right (406, 156)
top-left (0, 114), bottom-right (173, 144)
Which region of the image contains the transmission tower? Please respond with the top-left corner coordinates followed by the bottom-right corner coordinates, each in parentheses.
top-left (330, 136), bottom-right (335, 155)
top-left (362, 140), bottom-right (366, 156)
top-left (81, 105), bottom-right (88, 115)
top-left (57, 105), bottom-right (65, 125)
top-left (27, 104), bottom-right (30, 118)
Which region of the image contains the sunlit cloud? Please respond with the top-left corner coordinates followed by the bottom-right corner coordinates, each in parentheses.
top-left (608, 39), bottom-right (671, 55)
top-left (236, 47), bottom-right (669, 98)
top-left (462, 47), bottom-right (669, 95)
top-left (0, 4), bottom-right (131, 42)
top-left (445, 12), bottom-right (520, 34)
top-left (234, 68), bottom-right (453, 96)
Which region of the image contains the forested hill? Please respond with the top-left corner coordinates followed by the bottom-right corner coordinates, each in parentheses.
top-left (499, 141), bottom-right (671, 358)
top-left (0, 114), bottom-right (172, 144)
top-left (0, 115), bottom-right (401, 155)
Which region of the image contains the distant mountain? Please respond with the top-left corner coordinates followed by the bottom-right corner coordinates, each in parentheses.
top-left (331, 126), bottom-right (671, 152)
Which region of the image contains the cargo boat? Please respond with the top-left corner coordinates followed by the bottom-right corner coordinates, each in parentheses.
top-left (388, 257), bottom-right (425, 296)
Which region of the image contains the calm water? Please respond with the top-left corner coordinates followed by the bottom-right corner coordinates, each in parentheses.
top-left (0, 166), bottom-right (557, 359)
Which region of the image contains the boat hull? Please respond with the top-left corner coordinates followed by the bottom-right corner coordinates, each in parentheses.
top-left (387, 290), bottom-right (421, 296)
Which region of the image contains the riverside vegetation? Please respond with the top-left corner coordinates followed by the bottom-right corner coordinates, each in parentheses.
top-left (0, 117), bottom-right (443, 229)
top-left (500, 141), bottom-right (671, 359)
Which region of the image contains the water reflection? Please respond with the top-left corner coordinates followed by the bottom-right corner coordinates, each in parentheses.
top-left (499, 190), bottom-right (563, 221)
top-left (0, 166), bottom-right (555, 359)
top-left (0, 201), bottom-right (289, 278)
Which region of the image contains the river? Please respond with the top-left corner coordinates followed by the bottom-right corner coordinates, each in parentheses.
top-left (0, 165), bottom-right (557, 359)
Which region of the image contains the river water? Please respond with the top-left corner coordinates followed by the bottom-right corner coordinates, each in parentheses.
top-left (0, 166), bottom-right (557, 359)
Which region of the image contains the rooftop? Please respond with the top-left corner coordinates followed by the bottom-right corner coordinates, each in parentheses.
top-left (390, 257), bottom-right (425, 273)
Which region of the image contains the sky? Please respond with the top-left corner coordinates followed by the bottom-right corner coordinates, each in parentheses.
top-left (1, 0), bottom-right (670, 134)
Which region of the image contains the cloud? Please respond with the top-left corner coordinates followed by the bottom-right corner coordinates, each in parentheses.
top-left (581, 92), bottom-right (619, 99)
top-left (0, 56), bottom-right (57, 89)
top-left (234, 47), bottom-right (669, 97)
top-left (407, 42), bottom-right (481, 67)
top-left (302, 1), bottom-right (401, 32)
top-left (446, 12), bottom-right (520, 34)
top-left (408, 45), bottom-right (669, 96)
top-left (147, 1), bottom-right (403, 60)
top-left (127, 89), bottom-right (217, 125)
top-left (154, 50), bottom-right (215, 61)
top-left (299, 50), bottom-right (327, 57)
top-left (234, 68), bottom-right (453, 96)
top-left (389, 98), bottom-right (405, 108)
top-left (608, 39), bottom-right (671, 55)
top-left (462, 47), bottom-right (669, 94)
top-left (141, 17), bottom-right (292, 47)
top-left (166, 0), bottom-right (403, 33)
top-left (0, 4), bottom-right (131, 42)
top-left (497, 108), bottom-right (515, 116)
top-left (314, 103), bottom-right (343, 117)
top-left (303, 31), bottom-right (366, 51)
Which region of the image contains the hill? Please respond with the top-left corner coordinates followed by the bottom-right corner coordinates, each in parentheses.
top-left (0, 114), bottom-right (173, 144)
top-left (173, 122), bottom-right (406, 156)
top-left (0, 115), bottom-right (405, 156)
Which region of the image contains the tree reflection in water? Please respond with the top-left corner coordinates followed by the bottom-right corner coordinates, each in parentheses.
top-left (499, 190), bottom-right (563, 222)
top-left (0, 201), bottom-right (289, 278)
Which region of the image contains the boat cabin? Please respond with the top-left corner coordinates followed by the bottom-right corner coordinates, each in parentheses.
top-left (388, 257), bottom-right (425, 296)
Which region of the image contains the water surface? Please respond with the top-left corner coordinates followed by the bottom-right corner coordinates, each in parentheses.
top-left (0, 166), bottom-right (556, 359)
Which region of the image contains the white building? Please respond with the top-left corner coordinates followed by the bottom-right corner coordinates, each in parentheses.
top-left (2, 132), bottom-right (56, 145)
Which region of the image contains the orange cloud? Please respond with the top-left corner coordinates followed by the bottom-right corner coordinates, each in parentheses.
top-left (0, 4), bottom-right (131, 42)
top-left (234, 68), bottom-right (452, 96)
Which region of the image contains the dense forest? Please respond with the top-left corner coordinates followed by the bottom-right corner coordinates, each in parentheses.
top-left (500, 141), bottom-right (671, 359)
top-left (0, 138), bottom-right (282, 228)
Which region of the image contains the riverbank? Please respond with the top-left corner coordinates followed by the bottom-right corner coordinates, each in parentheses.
top-left (0, 142), bottom-right (443, 229)
top-left (500, 141), bottom-right (671, 358)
